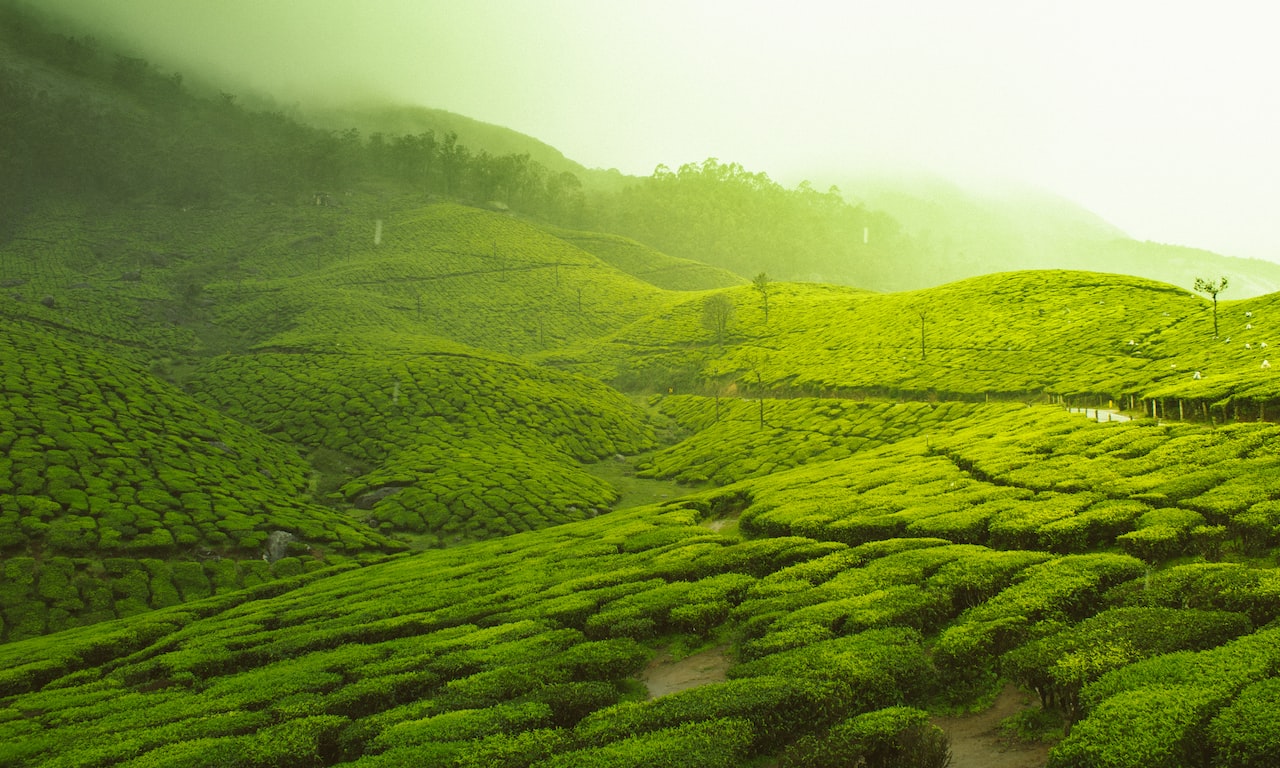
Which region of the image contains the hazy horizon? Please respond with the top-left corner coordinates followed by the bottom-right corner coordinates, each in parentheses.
top-left (36, 0), bottom-right (1280, 264)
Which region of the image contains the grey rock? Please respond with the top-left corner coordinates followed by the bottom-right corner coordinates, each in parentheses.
top-left (264, 531), bottom-right (295, 563)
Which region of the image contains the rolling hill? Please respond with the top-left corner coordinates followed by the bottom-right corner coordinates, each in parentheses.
top-left (10, 4), bottom-right (1280, 767)
top-left (835, 172), bottom-right (1280, 297)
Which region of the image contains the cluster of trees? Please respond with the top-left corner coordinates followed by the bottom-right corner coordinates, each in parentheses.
top-left (0, 2), bottom-right (590, 237)
top-left (2, 4), bottom-right (928, 292)
top-left (361, 131), bottom-right (588, 222)
top-left (586, 159), bottom-right (915, 289)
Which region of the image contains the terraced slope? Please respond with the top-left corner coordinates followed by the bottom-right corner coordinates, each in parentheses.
top-left (0, 319), bottom-right (397, 641)
top-left (538, 226), bottom-right (746, 291)
top-left (188, 341), bottom-right (654, 546)
top-left (708, 403), bottom-right (1277, 560)
top-left (638, 396), bottom-right (986, 485)
top-left (554, 270), bottom-right (1280, 409)
top-left (0, 501), bottom-right (1089, 767)
top-left (5, 442), bottom-right (1280, 766)
top-left (2, 199), bottom-right (684, 356)
top-left (207, 204), bottom-right (679, 355)
top-left (11, 382), bottom-right (1280, 762)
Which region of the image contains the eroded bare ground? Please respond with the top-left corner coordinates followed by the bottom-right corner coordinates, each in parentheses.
top-left (932, 684), bottom-right (1052, 768)
top-left (639, 645), bottom-right (732, 699)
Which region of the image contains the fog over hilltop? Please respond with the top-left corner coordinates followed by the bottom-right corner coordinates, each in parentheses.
top-left (37, 0), bottom-right (1280, 265)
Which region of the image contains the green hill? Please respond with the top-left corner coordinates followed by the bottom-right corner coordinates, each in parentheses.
top-left (8, 399), bottom-right (1280, 765)
top-left (537, 225), bottom-right (746, 291)
top-left (837, 173), bottom-right (1280, 297)
top-left (302, 103), bottom-right (631, 193)
top-left (550, 269), bottom-right (1280, 412)
top-left (12, 4), bottom-right (1280, 767)
top-left (188, 343), bottom-right (654, 546)
top-left (0, 318), bottom-right (398, 642)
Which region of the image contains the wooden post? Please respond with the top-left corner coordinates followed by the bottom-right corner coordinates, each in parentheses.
top-left (1179, 400), bottom-right (1184, 420)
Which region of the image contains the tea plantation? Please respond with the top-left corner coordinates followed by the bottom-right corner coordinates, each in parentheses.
top-left (10, 193), bottom-right (1280, 766)
top-left (13, 9), bottom-right (1280, 762)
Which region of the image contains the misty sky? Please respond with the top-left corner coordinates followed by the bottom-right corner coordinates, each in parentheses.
top-left (42, 0), bottom-right (1280, 263)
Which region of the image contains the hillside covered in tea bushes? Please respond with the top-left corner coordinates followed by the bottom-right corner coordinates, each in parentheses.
top-left (11, 4), bottom-right (1280, 766)
top-left (10, 187), bottom-right (1280, 765)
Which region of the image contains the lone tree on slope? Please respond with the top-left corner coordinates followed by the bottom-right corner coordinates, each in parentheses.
top-left (1194, 276), bottom-right (1229, 338)
top-left (752, 272), bottom-right (774, 324)
top-left (915, 305), bottom-right (929, 361)
top-left (702, 293), bottom-right (735, 343)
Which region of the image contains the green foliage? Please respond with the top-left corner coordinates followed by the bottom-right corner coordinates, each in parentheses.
top-left (543, 226), bottom-right (745, 291)
top-left (11, 11), bottom-right (1280, 764)
top-left (934, 554), bottom-right (1145, 684)
top-left (534, 718), bottom-right (754, 768)
top-left (1003, 607), bottom-right (1250, 724)
top-left (190, 341), bottom-right (652, 542)
top-left (587, 158), bottom-right (911, 292)
top-left (1209, 677), bottom-right (1280, 768)
top-left (1048, 685), bottom-right (1223, 768)
top-left (778, 706), bottom-right (951, 768)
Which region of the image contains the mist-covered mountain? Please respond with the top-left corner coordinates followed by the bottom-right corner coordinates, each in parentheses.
top-left (302, 103), bottom-right (631, 193)
top-left (835, 172), bottom-right (1280, 296)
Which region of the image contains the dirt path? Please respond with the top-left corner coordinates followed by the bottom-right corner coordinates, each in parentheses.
top-left (932, 684), bottom-right (1051, 768)
top-left (639, 645), bottom-right (732, 699)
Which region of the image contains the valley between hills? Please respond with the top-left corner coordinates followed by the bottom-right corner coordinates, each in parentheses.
top-left (7, 4), bottom-right (1280, 767)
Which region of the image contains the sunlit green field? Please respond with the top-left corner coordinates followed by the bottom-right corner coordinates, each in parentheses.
top-left (7, 195), bottom-right (1280, 767)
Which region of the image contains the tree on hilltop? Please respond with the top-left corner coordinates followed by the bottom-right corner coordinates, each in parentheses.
top-left (752, 272), bottom-right (774, 324)
top-left (914, 305), bottom-right (929, 361)
top-left (1194, 276), bottom-right (1229, 338)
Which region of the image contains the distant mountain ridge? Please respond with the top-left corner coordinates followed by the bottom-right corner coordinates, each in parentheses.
top-left (832, 172), bottom-right (1280, 297)
top-left (303, 103), bottom-right (631, 192)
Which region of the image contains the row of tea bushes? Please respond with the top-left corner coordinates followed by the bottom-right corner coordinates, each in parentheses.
top-left (638, 396), bottom-right (985, 485)
top-left (0, 319), bottom-right (394, 561)
top-left (1049, 627), bottom-right (1280, 768)
top-left (0, 554), bottom-right (337, 643)
top-left (707, 404), bottom-right (1280, 561)
top-left (934, 409), bottom-right (1280, 555)
top-left (188, 343), bottom-right (654, 542)
top-left (204, 202), bottom-right (679, 356)
top-left (1002, 606), bottom-right (1252, 728)
top-left (0, 500), bottom-right (956, 766)
top-left (10, 488), bottom-right (1280, 765)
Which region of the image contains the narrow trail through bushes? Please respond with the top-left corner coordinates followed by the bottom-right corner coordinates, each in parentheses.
top-left (932, 684), bottom-right (1052, 768)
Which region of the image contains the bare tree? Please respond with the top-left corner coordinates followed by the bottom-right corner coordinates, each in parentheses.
top-left (915, 305), bottom-right (929, 361)
top-left (752, 272), bottom-right (773, 324)
top-left (744, 350), bottom-right (769, 430)
top-left (1194, 276), bottom-right (1229, 338)
top-left (702, 293), bottom-right (735, 342)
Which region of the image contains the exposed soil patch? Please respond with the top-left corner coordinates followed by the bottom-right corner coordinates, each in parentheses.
top-left (640, 645), bottom-right (732, 699)
top-left (932, 684), bottom-right (1052, 768)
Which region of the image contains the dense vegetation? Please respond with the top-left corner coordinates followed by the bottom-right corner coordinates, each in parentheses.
top-left (9, 3), bottom-right (1280, 766)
